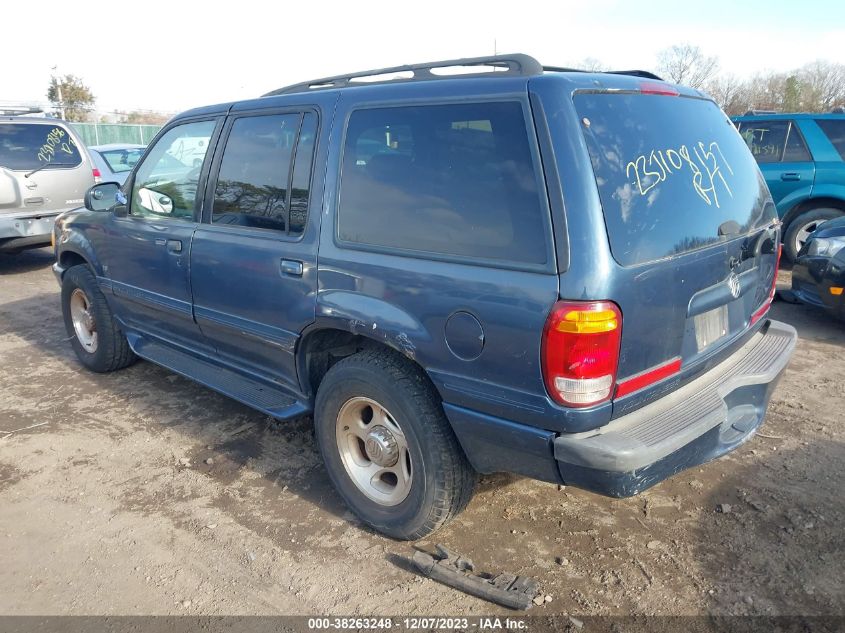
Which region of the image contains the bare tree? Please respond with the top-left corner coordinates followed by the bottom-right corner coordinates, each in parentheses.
top-left (656, 44), bottom-right (719, 88)
top-left (744, 72), bottom-right (790, 112)
top-left (798, 60), bottom-right (845, 111)
top-left (573, 57), bottom-right (608, 72)
top-left (703, 74), bottom-right (750, 115)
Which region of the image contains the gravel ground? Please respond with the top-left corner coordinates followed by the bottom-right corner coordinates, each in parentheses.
top-left (0, 248), bottom-right (842, 616)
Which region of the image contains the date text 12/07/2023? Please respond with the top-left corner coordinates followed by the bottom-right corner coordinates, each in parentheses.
top-left (307, 617), bottom-right (531, 630)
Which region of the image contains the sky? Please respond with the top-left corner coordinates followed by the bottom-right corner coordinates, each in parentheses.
top-left (3, 0), bottom-right (845, 115)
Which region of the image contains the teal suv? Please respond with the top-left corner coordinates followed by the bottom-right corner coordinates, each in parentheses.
top-left (733, 112), bottom-right (845, 262)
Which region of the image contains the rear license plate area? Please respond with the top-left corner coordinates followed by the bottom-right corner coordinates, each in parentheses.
top-left (694, 305), bottom-right (728, 352)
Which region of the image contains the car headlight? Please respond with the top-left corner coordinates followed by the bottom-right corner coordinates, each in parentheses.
top-left (807, 236), bottom-right (845, 258)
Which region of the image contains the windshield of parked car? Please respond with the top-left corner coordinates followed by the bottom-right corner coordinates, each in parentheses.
top-left (575, 93), bottom-right (776, 266)
top-left (97, 147), bottom-right (145, 173)
top-left (0, 123), bottom-right (83, 171)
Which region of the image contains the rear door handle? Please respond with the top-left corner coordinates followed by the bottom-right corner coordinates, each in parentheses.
top-left (166, 239), bottom-right (182, 253)
top-left (780, 172), bottom-right (800, 181)
top-left (280, 259), bottom-right (303, 276)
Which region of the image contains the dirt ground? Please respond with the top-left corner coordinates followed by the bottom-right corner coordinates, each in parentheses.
top-left (0, 248), bottom-right (842, 617)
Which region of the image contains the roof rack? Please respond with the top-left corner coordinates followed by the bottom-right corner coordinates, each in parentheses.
top-left (264, 54), bottom-right (544, 96)
top-left (263, 55), bottom-right (666, 97)
top-left (0, 105), bottom-right (44, 116)
top-left (744, 109), bottom-right (778, 116)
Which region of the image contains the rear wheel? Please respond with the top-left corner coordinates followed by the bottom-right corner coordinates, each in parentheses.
top-left (784, 208), bottom-right (843, 262)
top-left (61, 265), bottom-right (136, 373)
top-left (314, 349), bottom-right (476, 540)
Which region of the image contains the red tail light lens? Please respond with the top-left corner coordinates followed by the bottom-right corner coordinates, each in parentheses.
top-left (92, 167), bottom-right (102, 183)
top-left (751, 244), bottom-right (782, 325)
top-left (542, 301), bottom-right (622, 407)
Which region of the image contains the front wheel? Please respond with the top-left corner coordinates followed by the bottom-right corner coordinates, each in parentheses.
top-left (61, 265), bottom-right (136, 373)
top-left (784, 208), bottom-right (843, 263)
top-left (314, 349), bottom-right (476, 540)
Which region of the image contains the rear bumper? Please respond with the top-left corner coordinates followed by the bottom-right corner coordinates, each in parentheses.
top-left (447, 319), bottom-right (796, 496)
top-left (0, 212), bottom-right (60, 251)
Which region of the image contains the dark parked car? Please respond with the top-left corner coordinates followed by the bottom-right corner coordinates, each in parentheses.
top-left (733, 111), bottom-right (845, 262)
top-left (790, 216), bottom-right (845, 319)
top-left (53, 55), bottom-right (796, 539)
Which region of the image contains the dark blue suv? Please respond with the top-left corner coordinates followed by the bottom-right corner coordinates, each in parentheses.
top-left (53, 55), bottom-right (796, 539)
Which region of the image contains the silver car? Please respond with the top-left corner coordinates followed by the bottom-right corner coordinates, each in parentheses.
top-left (88, 143), bottom-right (146, 186)
top-left (0, 117), bottom-right (96, 253)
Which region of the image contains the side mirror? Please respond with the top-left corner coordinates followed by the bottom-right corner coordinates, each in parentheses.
top-left (84, 182), bottom-right (122, 212)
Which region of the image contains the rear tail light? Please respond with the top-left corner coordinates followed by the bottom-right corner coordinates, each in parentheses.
top-left (92, 167), bottom-right (102, 183)
top-left (542, 301), bottom-right (622, 407)
top-left (751, 244), bottom-right (782, 325)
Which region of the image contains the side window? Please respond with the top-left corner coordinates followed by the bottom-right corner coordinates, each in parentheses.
top-left (739, 120), bottom-right (789, 163)
top-left (212, 112), bottom-right (316, 236)
top-left (782, 122), bottom-right (811, 162)
top-left (337, 102), bottom-right (547, 264)
top-left (131, 120), bottom-right (215, 220)
top-left (289, 113), bottom-right (317, 235)
top-left (816, 119), bottom-right (845, 160)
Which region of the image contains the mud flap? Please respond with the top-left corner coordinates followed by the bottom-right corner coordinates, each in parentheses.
top-left (412, 545), bottom-right (539, 610)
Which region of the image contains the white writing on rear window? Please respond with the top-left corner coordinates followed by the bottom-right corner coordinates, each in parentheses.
top-left (626, 141), bottom-right (734, 208)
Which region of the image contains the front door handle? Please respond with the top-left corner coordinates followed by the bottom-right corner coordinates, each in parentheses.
top-left (166, 239), bottom-right (182, 253)
top-left (280, 259), bottom-right (303, 276)
top-left (780, 172), bottom-right (800, 181)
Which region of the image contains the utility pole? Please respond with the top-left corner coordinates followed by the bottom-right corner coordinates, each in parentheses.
top-left (51, 65), bottom-right (65, 120)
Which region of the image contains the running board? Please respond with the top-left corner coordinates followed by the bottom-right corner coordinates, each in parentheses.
top-left (132, 338), bottom-right (310, 421)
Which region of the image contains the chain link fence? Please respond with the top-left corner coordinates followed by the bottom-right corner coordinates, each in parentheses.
top-left (72, 123), bottom-right (162, 147)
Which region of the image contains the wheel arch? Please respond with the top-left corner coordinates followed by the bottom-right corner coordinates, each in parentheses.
top-left (782, 196), bottom-right (845, 231)
top-left (58, 248), bottom-right (91, 275)
top-left (296, 324), bottom-right (440, 405)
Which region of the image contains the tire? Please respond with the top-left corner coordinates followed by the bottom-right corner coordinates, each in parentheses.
top-left (784, 208), bottom-right (843, 263)
top-left (61, 264), bottom-right (136, 373)
top-left (314, 349), bottom-right (476, 540)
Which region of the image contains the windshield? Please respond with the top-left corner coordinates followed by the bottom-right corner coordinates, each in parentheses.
top-left (0, 123), bottom-right (83, 171)
top-left (574, 93), bottom-right (776, 266)
top-left (97, 147), bottom-right (145, 173)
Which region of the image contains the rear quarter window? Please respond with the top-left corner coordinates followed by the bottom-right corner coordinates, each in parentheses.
top-left (337, 101), bottom-right (549, 265)
top-left (0, 123), bottom-right (83, 171)
top-left (816, 119), bottom-right (845, 160)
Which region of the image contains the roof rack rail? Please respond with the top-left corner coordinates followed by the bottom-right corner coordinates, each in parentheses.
top-left (744, 109), bottom-right (778, 116)
top-left (0, 105), bottom-right (44, 116)
top-left (264, 54), bottom-right (544, 97)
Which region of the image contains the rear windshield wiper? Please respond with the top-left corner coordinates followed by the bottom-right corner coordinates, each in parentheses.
top-left (25, 162), bottom-right (74, 178)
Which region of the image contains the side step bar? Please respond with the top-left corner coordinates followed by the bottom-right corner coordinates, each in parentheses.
top-left (132, 338), bottom-right (310, 421)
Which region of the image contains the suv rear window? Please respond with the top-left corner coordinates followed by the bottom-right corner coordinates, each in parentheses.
top-left (0, 123), bottom-right (83, 171)
top-left (575, 93), bottom-right (776, 266)
top-left (338, 102), bottom-right (548, 264)
top-left (816, 119), bottom-right (845, 160)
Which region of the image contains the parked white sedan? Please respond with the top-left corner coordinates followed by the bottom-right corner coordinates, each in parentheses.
top-left (88, 144), bottom-right (146, 186)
